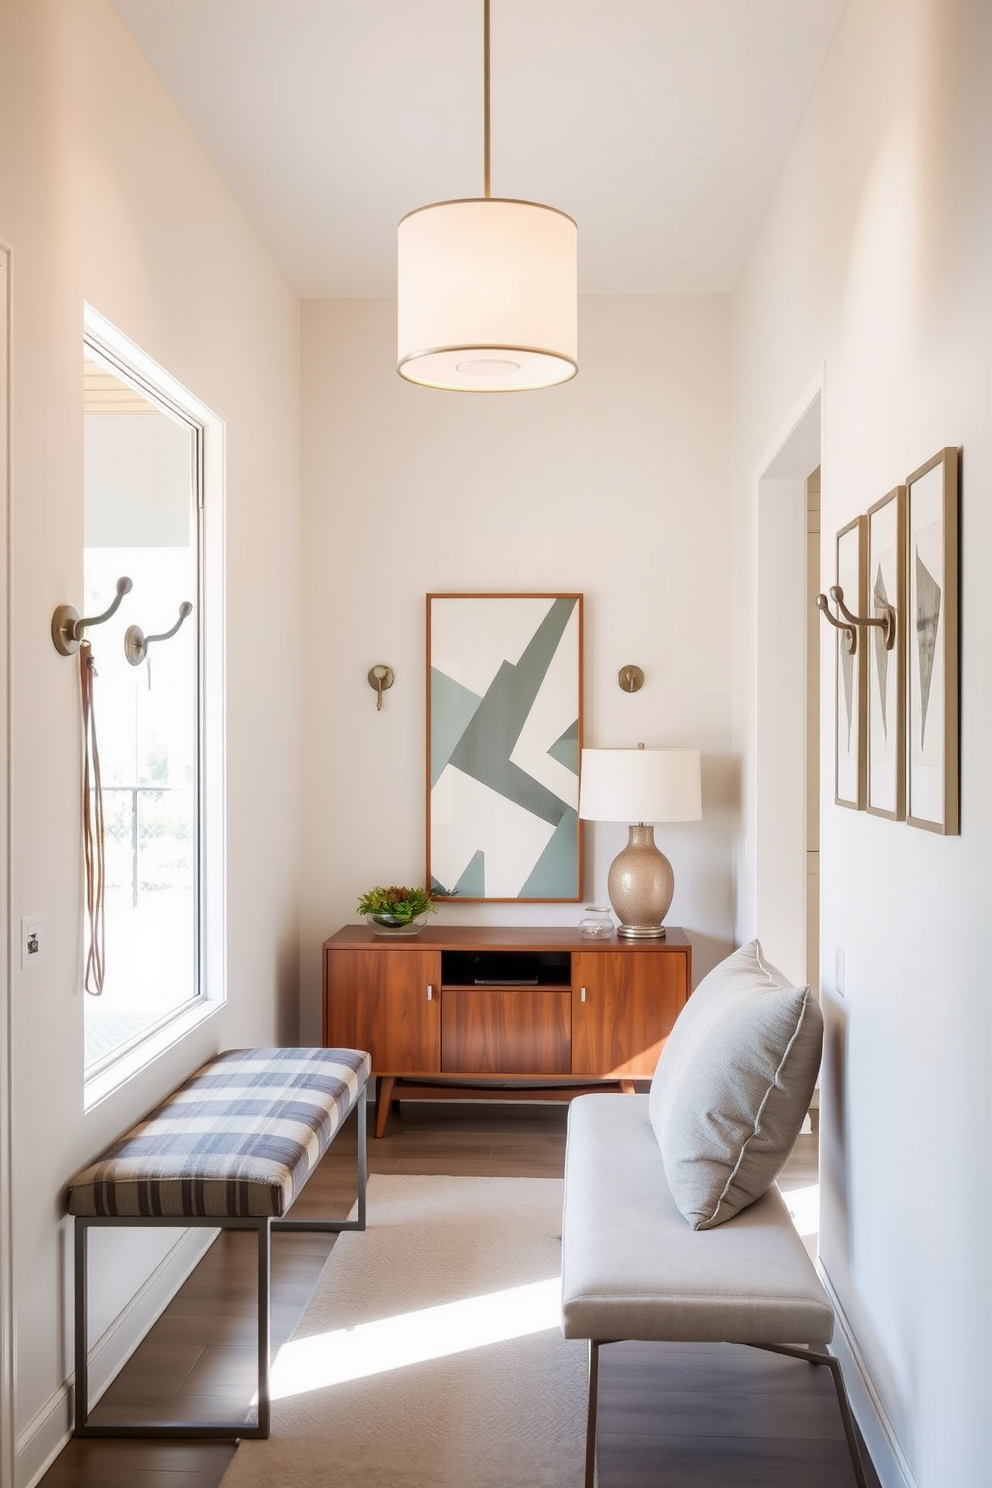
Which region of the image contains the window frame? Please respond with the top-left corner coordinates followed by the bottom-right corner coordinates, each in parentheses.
top-left (82, 306), bottom-right (226, 1109)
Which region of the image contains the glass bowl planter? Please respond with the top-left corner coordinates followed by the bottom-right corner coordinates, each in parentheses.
top-left (367, 912), bottom-right (430, 938)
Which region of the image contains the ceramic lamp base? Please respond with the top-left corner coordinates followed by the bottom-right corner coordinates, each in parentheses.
top-left (607, 824), bottom-right (674, 939)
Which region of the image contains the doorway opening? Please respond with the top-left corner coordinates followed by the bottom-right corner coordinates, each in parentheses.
top-left (754, 391), bottom-right (822, 994)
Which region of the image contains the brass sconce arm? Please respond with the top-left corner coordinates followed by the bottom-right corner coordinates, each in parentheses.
top-left (815, 591), bottom-right (857, 655)
top-left (367, 665), bottom-right (394, 711)
top-left (830, 583), bottom-right (896, 652)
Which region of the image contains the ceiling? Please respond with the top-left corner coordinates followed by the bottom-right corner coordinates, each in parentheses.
top-left (112, 0), bottom-right (847, 298)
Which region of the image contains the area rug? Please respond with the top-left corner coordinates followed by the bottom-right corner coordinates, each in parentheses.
top-left (221, 1175), bottom-right (588, 1488)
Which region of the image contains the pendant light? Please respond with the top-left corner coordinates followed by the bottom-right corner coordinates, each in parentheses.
top-left (397, 0), bottom-right (577, 392)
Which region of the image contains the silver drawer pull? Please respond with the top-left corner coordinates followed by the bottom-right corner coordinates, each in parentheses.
top-left (580, 986), bottom-right (586, 1002)
top-left (427, 984), bottom-right (433, 1001)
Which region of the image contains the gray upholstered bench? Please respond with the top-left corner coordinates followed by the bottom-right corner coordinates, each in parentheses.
top-left (560, 1093), bottom-right (868, 1488)
top-left (67, 1045), bottom-right (370, 1440)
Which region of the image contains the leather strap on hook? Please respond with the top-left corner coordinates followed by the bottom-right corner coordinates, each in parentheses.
top-left (80, 641), bottom-right (106, 995)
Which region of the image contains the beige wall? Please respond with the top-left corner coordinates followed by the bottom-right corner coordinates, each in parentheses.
top-left (733, 1), bottom-right (991, 1484)
top-left (0, 3), bottom-right (300, 1482)
top-left (299, 294), bottom-right (735, 1041)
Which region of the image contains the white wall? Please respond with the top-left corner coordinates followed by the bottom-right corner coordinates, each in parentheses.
top-left (732, 1), bottom-right (991, 1484)
top-left (299, 294), bottom-right (735, 1043)
top-left (0, 3), bottom-right (300, 1482)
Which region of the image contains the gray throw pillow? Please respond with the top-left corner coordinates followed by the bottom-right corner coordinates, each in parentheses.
top-left (649, 939), bottom-right (822, 1230)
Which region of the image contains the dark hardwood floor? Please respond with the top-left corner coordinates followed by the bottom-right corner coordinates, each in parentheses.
top-left (40, 1099), bottom-right (878, 1488)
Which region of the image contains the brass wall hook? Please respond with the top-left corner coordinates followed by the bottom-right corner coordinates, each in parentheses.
top-left (124, 601), bottom-right (193, 666)
top-left (368, 665), bottom-right (394, 711)
top-left (52, 576), bottom-right (133, 656)
top-left (815, 591), bottom-right (857, 655)
top-left (831, 582), bottom-right (896, 651)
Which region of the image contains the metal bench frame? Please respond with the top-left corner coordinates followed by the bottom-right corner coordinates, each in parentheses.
top-left (73, 1092), bottom-right (367, 1440)
top-left (583, 1335), bottom-right (869, 1488)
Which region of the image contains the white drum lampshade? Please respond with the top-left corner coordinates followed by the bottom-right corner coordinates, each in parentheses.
top-left (579, 748), bottom-right (702, 939)
top-left (397, 198), bottom-right (578, 392)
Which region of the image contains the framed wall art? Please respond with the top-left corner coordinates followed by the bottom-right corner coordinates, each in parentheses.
top-left (427, 593), bottom-right (583, 901)
top-left (833, 516), bottom-right (866, 810)
top-left (906, 448), bottom-right (959, 834)
top-left (865, 486), bottom-right (906, 820)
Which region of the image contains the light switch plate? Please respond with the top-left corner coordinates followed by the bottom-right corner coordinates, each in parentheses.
top-left (21, 914), bottom-right (43, 969)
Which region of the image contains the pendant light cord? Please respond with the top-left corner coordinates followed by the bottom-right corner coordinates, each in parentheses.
top-left (80, 641), bottom-right (106, 995)
top-left (483, 0), bottom-right (491, 197)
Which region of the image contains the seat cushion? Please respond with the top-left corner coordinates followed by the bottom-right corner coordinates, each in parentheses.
top-left (67, 1047), bottom-right (370, 1219)
top-left (561, 1094), bottom-right (833, 1345)
top-left (649, 941), bottom-right (822, 1230)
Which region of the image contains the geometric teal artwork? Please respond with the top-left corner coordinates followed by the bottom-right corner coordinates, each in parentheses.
top-left (427, 594), bottom-right (583, 901)
top-left (430, 668), bottom-right (482, 788)
top-left (547, 719), bottom-right (579, 774)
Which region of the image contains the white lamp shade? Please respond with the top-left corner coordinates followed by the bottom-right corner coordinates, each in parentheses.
top-left (578, 748), bottom-right (702, 824)
top-left (397, 197), bottom-right (577, 392)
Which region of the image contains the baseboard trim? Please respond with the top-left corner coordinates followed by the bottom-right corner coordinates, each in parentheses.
top-left (16, 1225), bottom-right (215, 1488)
top-left (819, 1263), bottom-right (918, 1488)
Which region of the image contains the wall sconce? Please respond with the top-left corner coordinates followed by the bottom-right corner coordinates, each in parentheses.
top-left (617, 665), bottom-right (644, 693)
top-left (367, 665), bottom-right (394, 711)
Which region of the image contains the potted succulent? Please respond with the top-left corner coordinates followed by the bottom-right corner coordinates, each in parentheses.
top-left (357, 884), bottom-right (438, 938)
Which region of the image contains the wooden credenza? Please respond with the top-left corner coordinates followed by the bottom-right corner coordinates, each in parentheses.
top-left (322, 925), bottom-right (692, 1137)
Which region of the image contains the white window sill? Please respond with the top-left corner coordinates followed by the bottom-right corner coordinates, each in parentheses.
top-left (84, 997), bottom-right (224, 1112)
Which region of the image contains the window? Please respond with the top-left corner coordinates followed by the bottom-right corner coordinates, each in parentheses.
top-left (82, 313), bottom-right (223, 1084)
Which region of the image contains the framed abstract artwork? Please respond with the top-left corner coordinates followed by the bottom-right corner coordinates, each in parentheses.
top-left (906, 448), bottom-right (959, 834)
top-left (865, 486), bottom-right (906, 820)
top-left (833, 517), bottom-right (866, 810)
top-left (427, 593), bottom-right (583, 901)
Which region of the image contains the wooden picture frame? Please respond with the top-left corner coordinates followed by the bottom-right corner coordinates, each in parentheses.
top-left (906, 448), bottom-right (959, 833)
top-left (834, 517), bottom-right (867, 810)
top-left (427, 593), bottom-right (584, 901)
top-left (865, 486), bottom-right (907, 820)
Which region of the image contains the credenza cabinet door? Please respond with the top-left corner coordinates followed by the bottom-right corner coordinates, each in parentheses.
top-left (441, 988), bottom-right (571, 1075)
top-left (571, 950), bottom-right (688, 1078)
top-left (323, 947), bottom-right (441, 1074)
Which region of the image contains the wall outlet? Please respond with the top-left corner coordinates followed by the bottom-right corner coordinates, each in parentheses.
top-left (21, 913), bottom-right (44, 969)
top-left (834, 945), bottom-right (845, 997)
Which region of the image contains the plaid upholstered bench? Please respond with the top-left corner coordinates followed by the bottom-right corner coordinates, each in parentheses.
top-left (67, 1046), bottom-right (370, 1440)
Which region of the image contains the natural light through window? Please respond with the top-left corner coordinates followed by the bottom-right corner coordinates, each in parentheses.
top-left (782, 1182), bottom-right (819, 1238)
top-left (269, 1277), bottom-right (560, 1400)
top-left (82, 346), bottom-right (202, 1073)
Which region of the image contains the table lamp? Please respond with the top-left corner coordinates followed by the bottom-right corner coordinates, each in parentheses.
top-left (578, 746), bottom-right (702, 938)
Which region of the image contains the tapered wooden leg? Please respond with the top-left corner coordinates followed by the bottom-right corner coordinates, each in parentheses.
top-left (375, 1076), bottom-right (395, 1138)
top-left (619, 1079), bottom-right (635, 1095)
